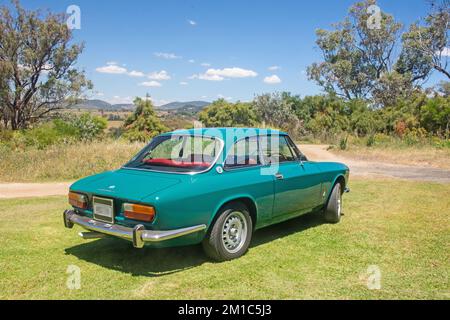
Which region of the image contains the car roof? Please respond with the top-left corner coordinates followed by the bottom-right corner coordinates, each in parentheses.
top-left (162, 127), bottom-right (288, 141)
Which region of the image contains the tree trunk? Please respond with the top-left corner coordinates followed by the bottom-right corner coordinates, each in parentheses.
top-left (433, 65), bottom-right (450, 79)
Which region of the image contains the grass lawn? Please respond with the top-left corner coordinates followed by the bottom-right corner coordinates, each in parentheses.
top-left (0, 178), bottom-right (448, 299)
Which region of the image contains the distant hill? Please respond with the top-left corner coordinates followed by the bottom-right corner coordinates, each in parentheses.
top-left (158, 101), bottom-right (210, 111)
top-left (70, 99), bottom-right (135, 111)
top-left (70, 99), bottom-right (210, 112)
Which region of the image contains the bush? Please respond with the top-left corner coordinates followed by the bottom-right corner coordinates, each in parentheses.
top-left (339, 136), bottom-right (348, 150)
top-left (0, 113), bottom-right (107, 150)
top-left (69, 113), bottom-right (107, 141)
top-left (366, 135), bottom-right (375, 147)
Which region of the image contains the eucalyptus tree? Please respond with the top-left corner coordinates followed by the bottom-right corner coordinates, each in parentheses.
top-left (0, 0), bottom-right (91, 129)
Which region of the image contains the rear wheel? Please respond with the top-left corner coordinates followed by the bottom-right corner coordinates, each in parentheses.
top-left (324, 182), bottom-right (343, 223)
top-left (202, 202), bottom-right (253, 261)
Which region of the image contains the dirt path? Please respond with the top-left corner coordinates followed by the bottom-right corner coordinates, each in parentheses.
top-left (1, 145), bottom-right (449, 199)
top-left (300, 144), bottom-right (450, 183)
top-left (0, 182), bottom-right (72, 199)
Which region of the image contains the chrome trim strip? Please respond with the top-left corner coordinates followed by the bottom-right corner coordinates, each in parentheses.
top-left (64, 210), bottom-right (206, 248)
top-left (121, 134), bottom-right (225, 176)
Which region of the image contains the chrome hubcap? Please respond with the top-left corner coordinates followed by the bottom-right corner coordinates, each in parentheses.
top-left (222, 211), bottom-right (247, 254)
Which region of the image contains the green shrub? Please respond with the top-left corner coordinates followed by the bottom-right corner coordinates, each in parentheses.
top-left (339, 136), bottom-right (348, 150)
top-left (69, 113), bottom-right (107, 141)
top-left (366, 135), bottom-right (375, 147)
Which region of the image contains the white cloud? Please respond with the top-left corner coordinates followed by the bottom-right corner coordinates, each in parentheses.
top-left (128, 70), bottom-right (145, 77)
top-left (264, 74), bottom-right (281, 84)
top-left (96, 64), bottom-right (128, 75)
top-left (268, 65), bottom-right (280, 71)
top-left (188, 59), bottom-right (195, 63)
top-left (139, 81), bottom-right (162, 87)
top-left (179, 81), bottom-right (189, 85)
top-left (190, 67), bottom-right (258, 81)
top-left (208, 67), bottom-right (257, 78)
top-left (439, 47), bottom-right (450, 57)
top-left (154, 52), bottom-right (182, 59)
top-left (96, 62), bottom-right (146, 78)
top-left (148, 70), bottom-right (171, 80)
top-left (201, 62), bottom-right (211, 67)
top-left (188, 20), bottom-right (197, 26)
top-left (189, 73), bottom-right (224, 81)
top-left (218, 94), bottom-right (232, 101)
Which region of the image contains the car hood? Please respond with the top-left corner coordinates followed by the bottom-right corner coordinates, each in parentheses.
top-left (70, 168), bottom-right (182, 201)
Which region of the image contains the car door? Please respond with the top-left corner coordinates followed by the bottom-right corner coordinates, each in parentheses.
top-left (260, 135), bottom-right (322, 218)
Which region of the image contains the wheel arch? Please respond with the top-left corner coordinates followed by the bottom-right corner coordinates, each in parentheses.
top-left (333, 174), bottom-right (347, 193)
top-left (208, 195), bottom-right (258, 232)
top-left (325, 174), bottom-right (347, 205)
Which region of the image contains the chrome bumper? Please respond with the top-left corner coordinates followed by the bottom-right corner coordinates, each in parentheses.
top-left (63, 210), bottom-right (206, 248)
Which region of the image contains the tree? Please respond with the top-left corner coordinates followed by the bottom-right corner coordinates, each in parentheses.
top-left (0, 0), bottom-right (92, 130)
top-left (420, 95), bottom-right (450, 138)
top-left (398, 1), bottom-right (450, 80)
top-left (307, 0), bottom-right (402, 100)
top-left (199, 99), bottom-right (259, 127)
top-left (122, 97), bottom-right (167, 142)
top-left (253, 92), bottom-right (300, 136)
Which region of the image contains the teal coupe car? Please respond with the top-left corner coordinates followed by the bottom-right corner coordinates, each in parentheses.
top-left (64, 128), bottom-right (349, 261)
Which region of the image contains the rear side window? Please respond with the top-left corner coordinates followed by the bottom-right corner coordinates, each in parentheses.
top-left (125, 135), bottom-right (220, 173)
top-left (225, 136), bottom-right (260, 169)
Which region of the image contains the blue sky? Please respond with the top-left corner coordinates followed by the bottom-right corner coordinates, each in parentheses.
top-left (8, 0), bottom-right (447, 105)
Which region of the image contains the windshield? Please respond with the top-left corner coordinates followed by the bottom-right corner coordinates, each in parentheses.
top-left (124, 135), bottom-right (221, 173)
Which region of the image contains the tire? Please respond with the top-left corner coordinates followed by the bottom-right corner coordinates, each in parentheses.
top-left (324, 182), bottom-right (343, 223)
top-left (202, 202), bottom-right (253, 261)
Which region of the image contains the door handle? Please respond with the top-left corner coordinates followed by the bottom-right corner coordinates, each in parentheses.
top-left (275, 173), bottom-right (284, 180)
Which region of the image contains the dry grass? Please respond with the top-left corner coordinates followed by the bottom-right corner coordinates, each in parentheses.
top-left (0, 140), bottom-right (144, 182)
top-left (333, 145), bottom-right (450, 170)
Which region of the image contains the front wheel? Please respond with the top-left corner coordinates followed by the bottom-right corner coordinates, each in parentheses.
top-left (324, 182), bottom-right (343, 223)
top-left (202, 203), bottom-right (253, 261)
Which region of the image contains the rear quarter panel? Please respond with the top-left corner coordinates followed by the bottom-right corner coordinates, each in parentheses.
top-left (143, 165), bottom-right (274, 231)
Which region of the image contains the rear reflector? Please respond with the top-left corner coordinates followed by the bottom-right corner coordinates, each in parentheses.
top-left (123, 203), bottom-right (155, 222)
top-left (69, 192), bottom-right (88, 209)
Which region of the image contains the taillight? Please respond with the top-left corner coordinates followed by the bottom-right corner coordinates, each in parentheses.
top-left (68, 192), bottom-right (88, 209)
top-left (123, 203), bottom-right (155, 222)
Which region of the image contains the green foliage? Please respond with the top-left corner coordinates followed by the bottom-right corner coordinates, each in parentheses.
top-left (339, 136), bottom-right (348, 150)
top-left (199, 99), bottom-right (259, 127)
top-left (420, 95), bottom-right (450, 138)
top-left (308, 0), bottom-right (449, 105)
top-left (69, 113), bottom-right (107, 141)
top-left (122, 97), bottom-right (167, 142)
top-left (0, 113), bottom-right (107, 149)
top-left (307, 0), bottom-right (403, 100)
top-left (366, 135), bottom-right (375, 147)
top-left (398, 1), bottom-right (450, 80)
top-left (252, 92), bottom-right (300, 137)
top-left (0, 0), bottom-right (92, 130)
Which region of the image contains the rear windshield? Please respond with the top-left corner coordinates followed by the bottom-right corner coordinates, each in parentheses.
top-left (124, 135), bottom-right (221, 173)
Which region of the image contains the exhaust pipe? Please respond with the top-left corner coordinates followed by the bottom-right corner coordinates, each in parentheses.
top-left (78, 231), bottom-right (107, 239)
